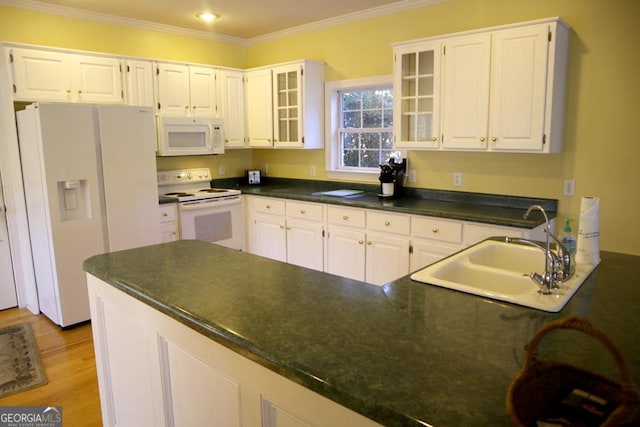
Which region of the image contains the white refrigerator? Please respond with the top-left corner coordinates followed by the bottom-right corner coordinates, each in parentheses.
top-left (17, 103), bottom-right (161, 327)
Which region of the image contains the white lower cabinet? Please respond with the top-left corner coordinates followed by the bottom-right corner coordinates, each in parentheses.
top-left (247, 196), bottom-right (549, 285)
top-left (87, 275), bottom-right (381, 427)
top-left (410, 216), bottom-right (464, 272)
top-left (326, 226), bottom-right (366, 281)
top-left (246, 196), bottom-right (325, 271)
top-left (159, 204), bottom-right (179, 242)
top-left (326, 207), bottom-right (410, 286)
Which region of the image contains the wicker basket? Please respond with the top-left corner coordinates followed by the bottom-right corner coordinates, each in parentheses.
top-left (507, 316), bottom-right (639, 426)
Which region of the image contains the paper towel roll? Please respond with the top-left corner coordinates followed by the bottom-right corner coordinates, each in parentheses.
top-left (575, 196), bottom-right (600, 266)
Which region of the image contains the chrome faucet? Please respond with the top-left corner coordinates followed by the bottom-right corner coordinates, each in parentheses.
top-left (506, 205), bottom-right (574, 294)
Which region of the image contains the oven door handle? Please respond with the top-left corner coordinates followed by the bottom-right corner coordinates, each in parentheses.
top-left (179, 197), bottom-right (241, 210)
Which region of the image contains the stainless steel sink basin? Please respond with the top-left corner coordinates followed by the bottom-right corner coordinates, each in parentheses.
top-left (410, 238), bottom-right (597, 312)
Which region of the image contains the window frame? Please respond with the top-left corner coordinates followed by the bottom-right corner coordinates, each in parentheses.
top-left (325, 75), bottom-right (401, 182)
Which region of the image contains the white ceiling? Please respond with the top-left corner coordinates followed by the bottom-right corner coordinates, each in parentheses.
top-left (6, 0), bottom-right (442, 42)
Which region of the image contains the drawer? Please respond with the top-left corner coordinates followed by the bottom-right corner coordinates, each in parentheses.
top-left (286, 200), bottom-right (324, 222)
top-left (159, 204), bottom-right (177, 223)
top-left (367, 210), bottom-right (410, 235)
top-left (251, 197), bottom-right (286, 216)
top-left (411, 216), bottom-right (462, 244)
top-left (327, 206), bottom-right (366, 228)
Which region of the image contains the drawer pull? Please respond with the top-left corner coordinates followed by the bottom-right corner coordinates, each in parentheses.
top-left (342, 215), bottom-right (349, 221)
top-left (384, 221), bottom-right (391, 226)
top-left (300, 210), bottom-right (306, 214)
top-left (163, 213), bottom-right (168, 217)
top-left (432, 228), bottom-right (439, 233)
top-left (266, 205), bottom-right (271, 209)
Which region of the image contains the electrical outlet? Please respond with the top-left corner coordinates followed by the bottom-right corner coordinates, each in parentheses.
top-left (563, 179), bottom-right (576, 196)
top-left (310, 165), bottom-right (316, 176)
top-left (263, 164), bottom-right (268, 175)
top-left (453, 172), bottom-right (463, 187)
top-left (408, 169), bottom-right (417, 183)
top-left (218, 164), bottom-right (226, 176)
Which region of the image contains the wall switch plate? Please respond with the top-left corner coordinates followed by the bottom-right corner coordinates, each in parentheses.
top-left (563, 179), bottom-right (576, 196)
top-left (310, 165), bottom-right (316, 176)
top-left (453, 172), bottom-right (463, 187)
top-left (263, 164), bottom-right (268, 175)
top-left (408, 169), bottom-right (416, 183)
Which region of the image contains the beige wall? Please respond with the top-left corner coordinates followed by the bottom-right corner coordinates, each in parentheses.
top-left (1, 1), bottom-right (639, 254)
top-left (248, 0), bottom-right (640, 255)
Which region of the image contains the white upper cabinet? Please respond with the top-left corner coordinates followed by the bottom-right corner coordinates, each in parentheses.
top-left (441, 34), bottom-right (491, 149)
top-left (246, 68), bottom-right (274, 147)
top-left (10, 47), bottom-right (124, 103)
top-left (393, 41), bottom-right (442, 149)
top-left (393, 17), bottom-right (569, 153)
top-left (155, 62), bottom-right (217, 116)
top-left (124, 59), bottom-right (154, 106)
top-left (488, 24), bottom-right (552, 151)
top-left (246, 60), bottom-right (324, 149)
top-left (217, 69), bottom-right (247, 148)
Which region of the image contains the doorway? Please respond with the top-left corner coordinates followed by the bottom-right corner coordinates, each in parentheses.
top-left (0, 172), bottom-right (18, 310)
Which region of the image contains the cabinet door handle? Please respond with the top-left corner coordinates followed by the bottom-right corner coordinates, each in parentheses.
top-left (432, 228), bottom-right (439, 233)
top-left (286, 226), bottom-right (290, 230)
top-left (491, 137), bottom-right (497, 142)
top-left (342, 215), bottom-right (349, 221)
top-left (162, 213), bottom-right (168, 217)
top-left (479, 137), bottom-right (485, 142)
top-left (367, 241), bottom-right (372, 245)
top-left (266, 205), bottom-right (271, 209)
top-left (300, 210), bottom-right (306, 214)
top-left (358, 240), bottom-right (364, 245)
top-left (384, 221), bottom-right (391, 226)
top-left (280, 225), bottom-right (285, 229)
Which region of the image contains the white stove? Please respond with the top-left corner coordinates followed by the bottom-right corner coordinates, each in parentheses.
top-left (158, 168), bottom-right (240, 203)
top-left (158, 168), bottom-right (244, 250)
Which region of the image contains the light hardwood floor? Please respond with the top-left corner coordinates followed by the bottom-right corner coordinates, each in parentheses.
top-left (0, 307), bottom-right (102, 426)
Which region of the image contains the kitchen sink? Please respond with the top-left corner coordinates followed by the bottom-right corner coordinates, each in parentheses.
top-left (410, 238), bottom-right (597, 312)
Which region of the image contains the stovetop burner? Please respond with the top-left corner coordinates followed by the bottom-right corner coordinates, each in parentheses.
top-left (162, 187), bottom-right (241, 202)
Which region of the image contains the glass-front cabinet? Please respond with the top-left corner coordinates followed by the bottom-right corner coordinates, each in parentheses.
top-left (272, 66), bottom-right (300, 147)
top-left (393, 41), bottom-right (441, 149)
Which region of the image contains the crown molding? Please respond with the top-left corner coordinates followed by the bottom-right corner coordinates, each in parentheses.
top-left (1, 0), bottom-right (448, 46)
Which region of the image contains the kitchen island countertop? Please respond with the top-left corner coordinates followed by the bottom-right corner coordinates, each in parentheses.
top-left (84, 240), bottom-right (640, 427)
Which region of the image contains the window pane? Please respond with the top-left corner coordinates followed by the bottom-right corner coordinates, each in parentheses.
top-left (362, 91), bottom-right (382, 109)
top-left (383, 109), bottom-right (393, 127)
top-left (343, 111), bottom-right (361, 128)
top-left (341, 133), bottom-right (359, 150)
top-left (361, 133), bottom-right (379, 149)
top-left (342, 92), bottom-right (361, 111)
top-left (361, 150), bottom-right (380, 168)
top-left (363, 110), bottom-right (382, 128)
top-left (343, 150), bottom-right (359, 167)
top-left (382, 132), bottom-right (393, 150)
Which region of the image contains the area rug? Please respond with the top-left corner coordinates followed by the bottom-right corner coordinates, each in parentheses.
top-left (0, 323), bottom-right (47, 398)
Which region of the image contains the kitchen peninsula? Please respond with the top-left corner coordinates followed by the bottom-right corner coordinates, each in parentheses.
top-left (83, 241), bottom-right (640, 426)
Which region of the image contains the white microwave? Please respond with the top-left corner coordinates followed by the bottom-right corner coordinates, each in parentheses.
top-left (157, 116), bottom-right (224, 156)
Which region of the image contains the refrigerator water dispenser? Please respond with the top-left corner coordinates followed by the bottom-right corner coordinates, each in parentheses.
top-left (58, 180), bottom-right (90, 221)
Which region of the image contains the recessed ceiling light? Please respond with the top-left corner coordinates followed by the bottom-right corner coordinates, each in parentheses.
top-left (197, 12), bottom-right (218, 22)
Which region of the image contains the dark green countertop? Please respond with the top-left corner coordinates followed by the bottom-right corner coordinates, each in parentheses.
top-left (84, 241), bottom-right (640, 427)
top-left (212, 178), bottom-right (558, 229)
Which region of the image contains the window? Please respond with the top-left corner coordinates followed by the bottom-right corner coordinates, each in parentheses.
top-left (326, 76), bottom-right (400, 181)
top-left (339, 88), bottom-right (393, 169)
